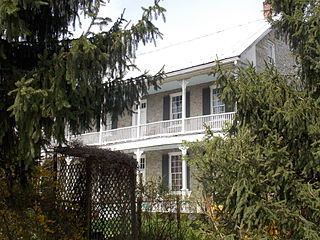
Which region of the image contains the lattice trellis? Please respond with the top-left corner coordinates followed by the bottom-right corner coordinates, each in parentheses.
top-left (55, 146), bottom-right (137, 240)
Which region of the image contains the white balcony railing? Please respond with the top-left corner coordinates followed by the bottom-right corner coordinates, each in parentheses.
top-left (77, 112), bottom-right (235, 145)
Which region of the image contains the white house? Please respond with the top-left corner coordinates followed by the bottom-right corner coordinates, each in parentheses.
top-left (74, 20), bottom-right (295, 196)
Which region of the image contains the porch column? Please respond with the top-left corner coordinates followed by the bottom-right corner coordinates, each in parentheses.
top-left (99, 118), bottom-right (103, 145)
top-left (134, 149), bottom-right (144, 171)
top-left (179, 146), bottom-right (189, 195)
top-left (180, 79), bottom-right (189, 133)
top-left (136, 102), bottom-right (141, 139)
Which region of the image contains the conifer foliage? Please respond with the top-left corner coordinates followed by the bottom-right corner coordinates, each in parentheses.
top-left (0, 0), bottom-right (165, 178)
top-left (268, 0), bottom-right (320, 94)
top-left (188, 66), bottom-right (320, 239)
top-left (188, 0), bottom-right (320, 239)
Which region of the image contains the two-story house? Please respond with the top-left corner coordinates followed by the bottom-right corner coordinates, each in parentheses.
top-left (75, 20), bottom-right (295, 196)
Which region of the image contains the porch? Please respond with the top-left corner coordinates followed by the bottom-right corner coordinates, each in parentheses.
top-left (76, 112), bottom-right (235, 146)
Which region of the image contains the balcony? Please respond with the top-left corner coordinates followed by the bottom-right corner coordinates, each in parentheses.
top-left (76, 112), bottom-right (235, 146)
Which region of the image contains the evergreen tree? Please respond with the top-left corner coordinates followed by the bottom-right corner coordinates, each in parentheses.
top-left (267, 0), bottom-right (320, 94)
top-left (0, 0), bottom-right (165, 182)
top-left (188, 65), bottom-right (320, 239)
top-left (188, 0), bottom-right (320, 239)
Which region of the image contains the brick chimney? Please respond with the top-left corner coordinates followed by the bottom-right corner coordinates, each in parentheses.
top-left (263, 1), bottom-right (273, 19)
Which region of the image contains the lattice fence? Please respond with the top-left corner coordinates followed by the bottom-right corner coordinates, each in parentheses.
top-left (55, 146), bottom-right (137, 240)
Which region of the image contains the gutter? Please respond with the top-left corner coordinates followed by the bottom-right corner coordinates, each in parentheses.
top-left (163, 56), bottom-right (241, 82)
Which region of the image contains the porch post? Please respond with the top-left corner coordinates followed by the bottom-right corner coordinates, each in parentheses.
top-left (179, 146), bottom-right (188, 195)
top-left (180, 79), bottom-right (189, 133)
top-left (134, 149), bottom-right (144, 170)
top-left (137, 102), bottom-right (141, 139)
top-left (99, 118), bottom-right (103, 145)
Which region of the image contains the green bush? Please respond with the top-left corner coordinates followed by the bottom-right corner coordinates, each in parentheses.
top-left (137, 179), bottom-right (218, 240)
top-left (0, 162), bottom-right (86, 240)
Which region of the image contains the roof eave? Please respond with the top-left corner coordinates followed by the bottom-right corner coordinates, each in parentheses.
top-left (164, 56), bottom-right (240, 82)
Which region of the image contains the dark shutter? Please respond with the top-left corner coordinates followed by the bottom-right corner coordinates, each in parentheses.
top-left (111, 118), bottom-right (118, 129)
top-left (187, 165), bottom-right (190, 190)
top-left (202, 87), bottom-right (211, 115)
top-left (162, 154), bottom-right (169, 187)
top-left (186, 151), bottom-right (190, 189)
top-left (186, 91), bottom-right (190, 118)
top-left (163, 95), bottom-right (170, 120)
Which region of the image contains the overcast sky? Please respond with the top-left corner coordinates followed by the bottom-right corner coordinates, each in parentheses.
top-left (79, 0), bottom-right (265, 47)
top-left (76, 0), bottom-right (267, 75)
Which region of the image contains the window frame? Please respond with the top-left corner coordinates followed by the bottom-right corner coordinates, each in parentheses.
top-left (170, 92), bottom-right (183, 120)
top-left (210, 86), bottom-right (225, 114)
top-left (168, 152), bottom-right (183, 192)
top-left (103, 113), bottom-right (113, 130)
top-left (267, 40), bottom-right (276, 65)
top-left (139, 154), bottom-right (146, 171)
top-left (132, 99), bottom-right (147, 126)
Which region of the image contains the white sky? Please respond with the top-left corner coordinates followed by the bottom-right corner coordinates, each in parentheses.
top-left (79, 0), bottom-right (265, 45)
top-left (77, 0), bottom-right (267, 74)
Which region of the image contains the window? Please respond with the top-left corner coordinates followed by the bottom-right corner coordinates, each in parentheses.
top-left (134, 101), bottom-right (146, 111)
top-left (170, 93), bottom-right (182, 119)
top-left (103, 113), bottom-right (112, 130)
top-left (267, 41), bottom-right (275, 64)
top-left (139, 156), bottom-right (145, 170)
top-left (141, 102), bottom-right (146, 109)
top-left (170, 154), bottom-right (182, 191)
top-left (211, 88), bottom-right (225, 114)
top-left (136, 154), bottom-right (146, 183)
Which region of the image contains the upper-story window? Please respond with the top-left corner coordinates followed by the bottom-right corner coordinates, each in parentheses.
top-left (267, 41), bottom-right (275, 64)
top-left (170, 92), bottom-right (182, 119)
top-left (132, 100), bottom-right (147, 126)
top-left (134, 102), bottom-right (146, 111)
top-left (103, 113), bottom-right (113, 130)
top-left (211, 88), bottom-right (225, 114)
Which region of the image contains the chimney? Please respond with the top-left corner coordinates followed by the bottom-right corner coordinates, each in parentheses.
top-left (263, 1), bottom-right (273, 19)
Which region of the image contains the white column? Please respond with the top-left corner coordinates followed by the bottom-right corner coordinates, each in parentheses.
top-left (99, 118), bottom-right (103, 145)
top-left (179, 79), bottom-right (189, 133)
top-left (179, 146), bottom-right (188, 194)
top-left (136, 102), bottom-right (141, 139)
top-left (134, 149), bottom-right (144, 183)
top-left (134, 149), bottom-right (144, 169)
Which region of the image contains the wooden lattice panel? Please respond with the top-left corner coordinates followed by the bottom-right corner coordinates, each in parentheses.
top-left (91, 163), bottom-right (135, 239)
top-left (55, 146), bottom-right (137, 240)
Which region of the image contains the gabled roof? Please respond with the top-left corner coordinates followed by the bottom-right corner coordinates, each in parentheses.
top-left (132, 19), bottom-right (270, 76)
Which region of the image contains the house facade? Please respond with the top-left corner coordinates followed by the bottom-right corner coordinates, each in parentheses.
top-left (74, 21), bottom-right (295, 196)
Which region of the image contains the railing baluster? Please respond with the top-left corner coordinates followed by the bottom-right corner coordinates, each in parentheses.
top-left (76, 112), bottom-right (235, 145)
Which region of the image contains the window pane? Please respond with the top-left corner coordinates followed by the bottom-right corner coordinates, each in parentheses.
top-left (212, 89), bottom-right (225, 114)
top-left (171, 95), bottom-right (182, 119)
top-left (171, 155), bottom-right (182, 191)
top-left (103, 113), bottom-right (113, 130)
top-left (139, 157), bottom-right (145, 170)
top-left (267, 42), bottom-right (275, 64)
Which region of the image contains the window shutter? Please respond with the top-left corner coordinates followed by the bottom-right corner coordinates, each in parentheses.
top-left (202, 87), bottom-right (211, 115)
top-left (186, 151), bottom-right (191, 190)
top-left (186, 92), bottom-right (190, 118)
top-left (162, 154), bottom-right (169, 188)
top-left (187, 165), bottom-right (190, 190)
top-left (163, 95), bottom-right (170, 120)
top-left (111, 118), bottom-right (118, 129)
